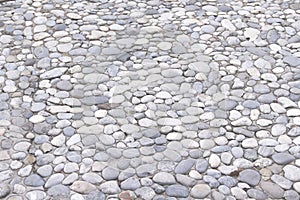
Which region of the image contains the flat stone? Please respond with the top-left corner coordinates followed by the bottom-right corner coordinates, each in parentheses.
top-left (109, 24), bottom-right (124, 31)
top-left (45, 173), bottom-right (64, 188)
top-left (267, 29), bottom-right (280, 43)
top-left (247, 189), bottom-right (267, 200)
top-left (188, 61), bottom-right (210, 73)
top-left (24, 174), bottom-right (45, 187)
top-left (238, 169), bottom-right (261, 186)
top-left (260, 181), bottom-right (284, 199)
top-left (221, 19), bottom-right (236, 31)
top-left (157, 42), bottom-right (172, 50)
top-left (218, 99), bottom-right (238, 111)
top-left (157, 118), bottom-right (182, 126)
top-left (195, 159), bottom-right (208, 173)
top-left (135, 187), bottom-right (155, 200)
top-left (283, 165), bottom-right (300, 181)
top-left (272, 153), bottom-right (295, 165)
top-left (120, 177), bottom-right (141, 190)
top-left (86, 191), bottom-right (106, 200)
top-left (102, 47), bottom-right (121, 55)
top-left (271, 175), bottom-right (293, 190)
top-left (283, 56), bottom-right (300, 67)
top-left (99, 181), bottom-right (121, 194)
top-left (84, 73), bottom-right (109, 84)
top-left (57, 43), bottom-right (73, 53)
top-left (161, 69), bottom-right (183, 78)
top-left (174, 159), bottom-right (195, 174)
top-left (82, 173), bottom-right (103, 184)
top-left (165, 185), bottom-right (189, 198)
top-left (153, 172), bottom-right (176, 185)
top-left (47, 185), bottom-right (70, 197)
top-left (56, 80), bottom-right (73, 91)
top-left (191, 184), bottom-right (211, 198)
top-left (0, 184), bottom-right (10, 198)
top-left (70, 181), bottom-right (97, 194)
top-left (34, 46), bottom-right (49, 59)
top-left (102, 167), bottom-right (119, 180)
top-left (40, 68), bottom-right (68, 79)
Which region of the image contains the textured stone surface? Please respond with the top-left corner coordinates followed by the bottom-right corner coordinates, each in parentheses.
top-left (1, 0), bottom-right (300, 198)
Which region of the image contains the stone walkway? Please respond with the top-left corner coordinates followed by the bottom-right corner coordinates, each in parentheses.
top-left (1, 0), bottom-right (300, 199)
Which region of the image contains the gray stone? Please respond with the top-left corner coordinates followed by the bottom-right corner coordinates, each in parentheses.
top-left (82, 173), bottom-right (103, 184)
top-left (243, 100), bottom-right (260, 109)
top-left (238, 169), bottom-right (261, 186)
top-left (70, 181), bottom-right (97, 194)
top-left (247, 189), bottom-right (267, 200)
top-left (135, 187), bottom-right (156, 200)
top-left (271, 174), bottom-right (293, 189)
top-left (165, 185), bottom-right (189, 198)
top-left (191, 184), bottom-right (211, 198)
top-left (56, 81), bottom-right (73, 91)
top-left (260, 181), bottom-right (284, 199)
top-left (34, 46), bottom-right (49, 58)
top-left (87, 191), bottom-right (106, 200)
top-left (195, 159), bottom-right (208, 173)
top-left (135, 162), bottom-right (155, 176)
top-left (45, 173), bottom-right (64, 188)
top-left (24, 174), bottom-right (45, 187)
top-left (174, 159), bottom-right (195, 174)
top-left (81, 96), bottom-right (109, 105)
top-left (47, 184), bottom-right (70, 197)
top-left (99, 181), bottom-right (121, 194)
top-left (102, 47), bottom-right (121, 55)
top-left (218, 99), bottom-right (238, 111)
top-left (272, 153), bottom-right (295, 165)
top-left (283, 56), bottom-right (300, 67)
top-left (102, 167), bottom-right (119, 180)
top-left (40, 68), bottom-right (67, 79)
top-left (153, 172), bottom-right (176, 185)
top-left (267, 29), bottom-right (280, 43)
top-left (218, 176), bottom-right (237, 187)
top-left (284, 190), bottom-right (300, 200)
top-left (120, 177), bottom-right (141, 190)
top-left (0, 184), bottom-right (10, 198)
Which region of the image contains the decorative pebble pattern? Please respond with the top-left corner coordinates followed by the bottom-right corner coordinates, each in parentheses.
top-left (0, 0), bottom-right (300, 199)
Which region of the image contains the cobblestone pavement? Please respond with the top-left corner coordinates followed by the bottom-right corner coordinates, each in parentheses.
top-left (1, 0), bottom-right (300, 199)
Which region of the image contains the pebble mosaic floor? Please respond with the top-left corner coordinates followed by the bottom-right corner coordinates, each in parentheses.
top-left (1, 0), bottom-right (300, 199)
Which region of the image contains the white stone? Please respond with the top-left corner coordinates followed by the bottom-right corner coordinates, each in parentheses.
top-left (242, 138), bottom-right (258, 148)
top-left (278, 97), bottom-right (298, 108)
top-left (188, 62), bottom-right (210, 73)
top-left (157, 42), bottom-right (172, 50)
top-left (138, 118), bottom-right (157, 127)
top-left (67, 134), bottom-right (81, 146)
top-left (221, 19), bottom-right (236, 31)
top-left (156, 91), bottom-right (172, 99)
top-left (261, 73), bottom-right (277, 82)
top-left (51, 134), bottom-right (65, 147)
top-left (84, 73), bottom-right (109, 84)
top-left (109, 24), bottom-right (125, 31)
top-left (0, 35), bottom-right (12, 44)
top-left (209, 154), bottom-right (220, 168)
top-left (29, 115), bottom-right (45, 123)
top-left (57, 43), bottom-right (73, 53)
top-left (231, 117), bottom-right (252, 126)
top-left (287, 109), bottom-right (300, 116)
top-left (157, 118), bottom-right (182, 126)
top-left (257, 119), bottom-right (273, 126)
top-left (95, 110), bottom-right (107, 118)
top-left (244, 28), bottom-right (260, 41)
top-left (67, 13), bottom-right (81, 19)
